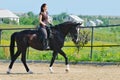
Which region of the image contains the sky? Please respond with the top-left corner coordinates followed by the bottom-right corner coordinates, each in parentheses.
top-left (0, 0), bottom-right (120, 16)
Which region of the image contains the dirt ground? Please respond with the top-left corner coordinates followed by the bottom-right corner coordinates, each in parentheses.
top-left (0, 62), bottom-right (120, 80)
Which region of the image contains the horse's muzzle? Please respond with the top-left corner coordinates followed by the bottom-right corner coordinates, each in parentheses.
top-left (72, 39), bottom-right (79, 44)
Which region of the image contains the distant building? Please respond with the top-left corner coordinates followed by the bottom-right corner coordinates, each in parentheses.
top-left (95, 19), bottom-right (103, 26)
top-left (64, 15), bottom-right (84, 26)
top-left (86, 20), bottom-right (96, 27)
top-left (0, 9), bottom-right (19, 24)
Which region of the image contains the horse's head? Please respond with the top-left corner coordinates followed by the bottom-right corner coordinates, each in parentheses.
top-left (69, 22), bottom-right (82, 44)
top-left (54, 21), bottom-right (82, 44)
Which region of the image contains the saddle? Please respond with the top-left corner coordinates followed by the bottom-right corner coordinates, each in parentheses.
top-left (36, 25), bottom-right (53, 41)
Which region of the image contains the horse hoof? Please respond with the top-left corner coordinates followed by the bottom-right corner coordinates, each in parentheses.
top-left (6, 68), bottom-right (11, 74)
top-left (65, 68), bottom-right (70, 72)
top-left (50, 71), bottom-right (54, 74)
top-left (28, 70), bottom-right (33, 74)
top-left (6, 71), bottom-right (10, 74)
top-left (49, 67), bottom-right (54, 73)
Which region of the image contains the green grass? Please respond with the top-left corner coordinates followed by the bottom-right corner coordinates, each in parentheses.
top-left (0, 48), bottom-right (6, 59)
top-left (0, 24), bottom-right (34, 28)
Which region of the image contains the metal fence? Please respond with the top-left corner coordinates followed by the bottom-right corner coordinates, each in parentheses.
top-left (0, 24), bottom-right (120, 59)
top-left (82, 24), bottom-right (120, 59)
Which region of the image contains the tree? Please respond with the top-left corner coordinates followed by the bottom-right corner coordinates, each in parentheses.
top-left (19, 17), bottom-right (32, 25)
top-left (52, 12), bottom-right (68, 24)
top-left (3, 18), bottom-right (10, 24)
top-left (32, 17), bottom-right (39, 25)
top-left (19, 11), bottom-right (39, 25)
top-left (27, 11), bottom-right (34, 18)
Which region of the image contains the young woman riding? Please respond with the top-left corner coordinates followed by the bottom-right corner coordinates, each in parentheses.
top-left (39, 3), bottom-right (50, 50)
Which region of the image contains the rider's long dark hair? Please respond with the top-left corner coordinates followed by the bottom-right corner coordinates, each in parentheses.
top-left (40, 3), bottom-right (47, 12)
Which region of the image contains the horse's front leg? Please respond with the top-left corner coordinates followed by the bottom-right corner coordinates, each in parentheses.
top-left (59, 49), bottom-right (70, 72)
top-left (49, 51), bottom-right (58, 73)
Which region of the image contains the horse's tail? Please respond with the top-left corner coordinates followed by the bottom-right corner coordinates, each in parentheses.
top-left (10, 32), bottom-right (17, 60)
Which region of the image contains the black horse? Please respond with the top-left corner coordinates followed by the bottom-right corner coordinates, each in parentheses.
top-left (7, 21), bottom-right (81, 74)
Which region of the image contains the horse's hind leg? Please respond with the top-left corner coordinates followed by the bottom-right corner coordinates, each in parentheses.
top-left (21, 49), bottom-right (33, 74)
top-left (7, 50), bottom-right (21, 74)
top-left (59, 49), bottom-right (70, 72)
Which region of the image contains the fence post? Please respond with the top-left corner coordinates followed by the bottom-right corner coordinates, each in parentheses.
top-left (90, 27), bottom-right (94, 59)
top-left (0, 29), bottom-right (2, 45)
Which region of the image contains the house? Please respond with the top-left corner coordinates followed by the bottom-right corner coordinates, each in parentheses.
top-left (95, 19), bottom-right (103, 25)
top-left (86, 20), bottom-right (96, 27)
top-left (64, 15), bottom-right (84, 26)
top-left (0, 9), bottom-right (19, 24)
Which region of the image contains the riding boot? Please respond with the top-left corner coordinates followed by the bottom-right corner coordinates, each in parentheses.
top-left (43, 39), bottom-right (50, 50)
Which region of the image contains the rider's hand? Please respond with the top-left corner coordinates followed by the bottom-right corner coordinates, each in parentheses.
top-left (49, 23), bottom-right (53, 27)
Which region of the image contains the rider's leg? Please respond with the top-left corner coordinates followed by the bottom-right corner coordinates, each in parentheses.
top-left (41, 27), bottom-right (50, 50)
